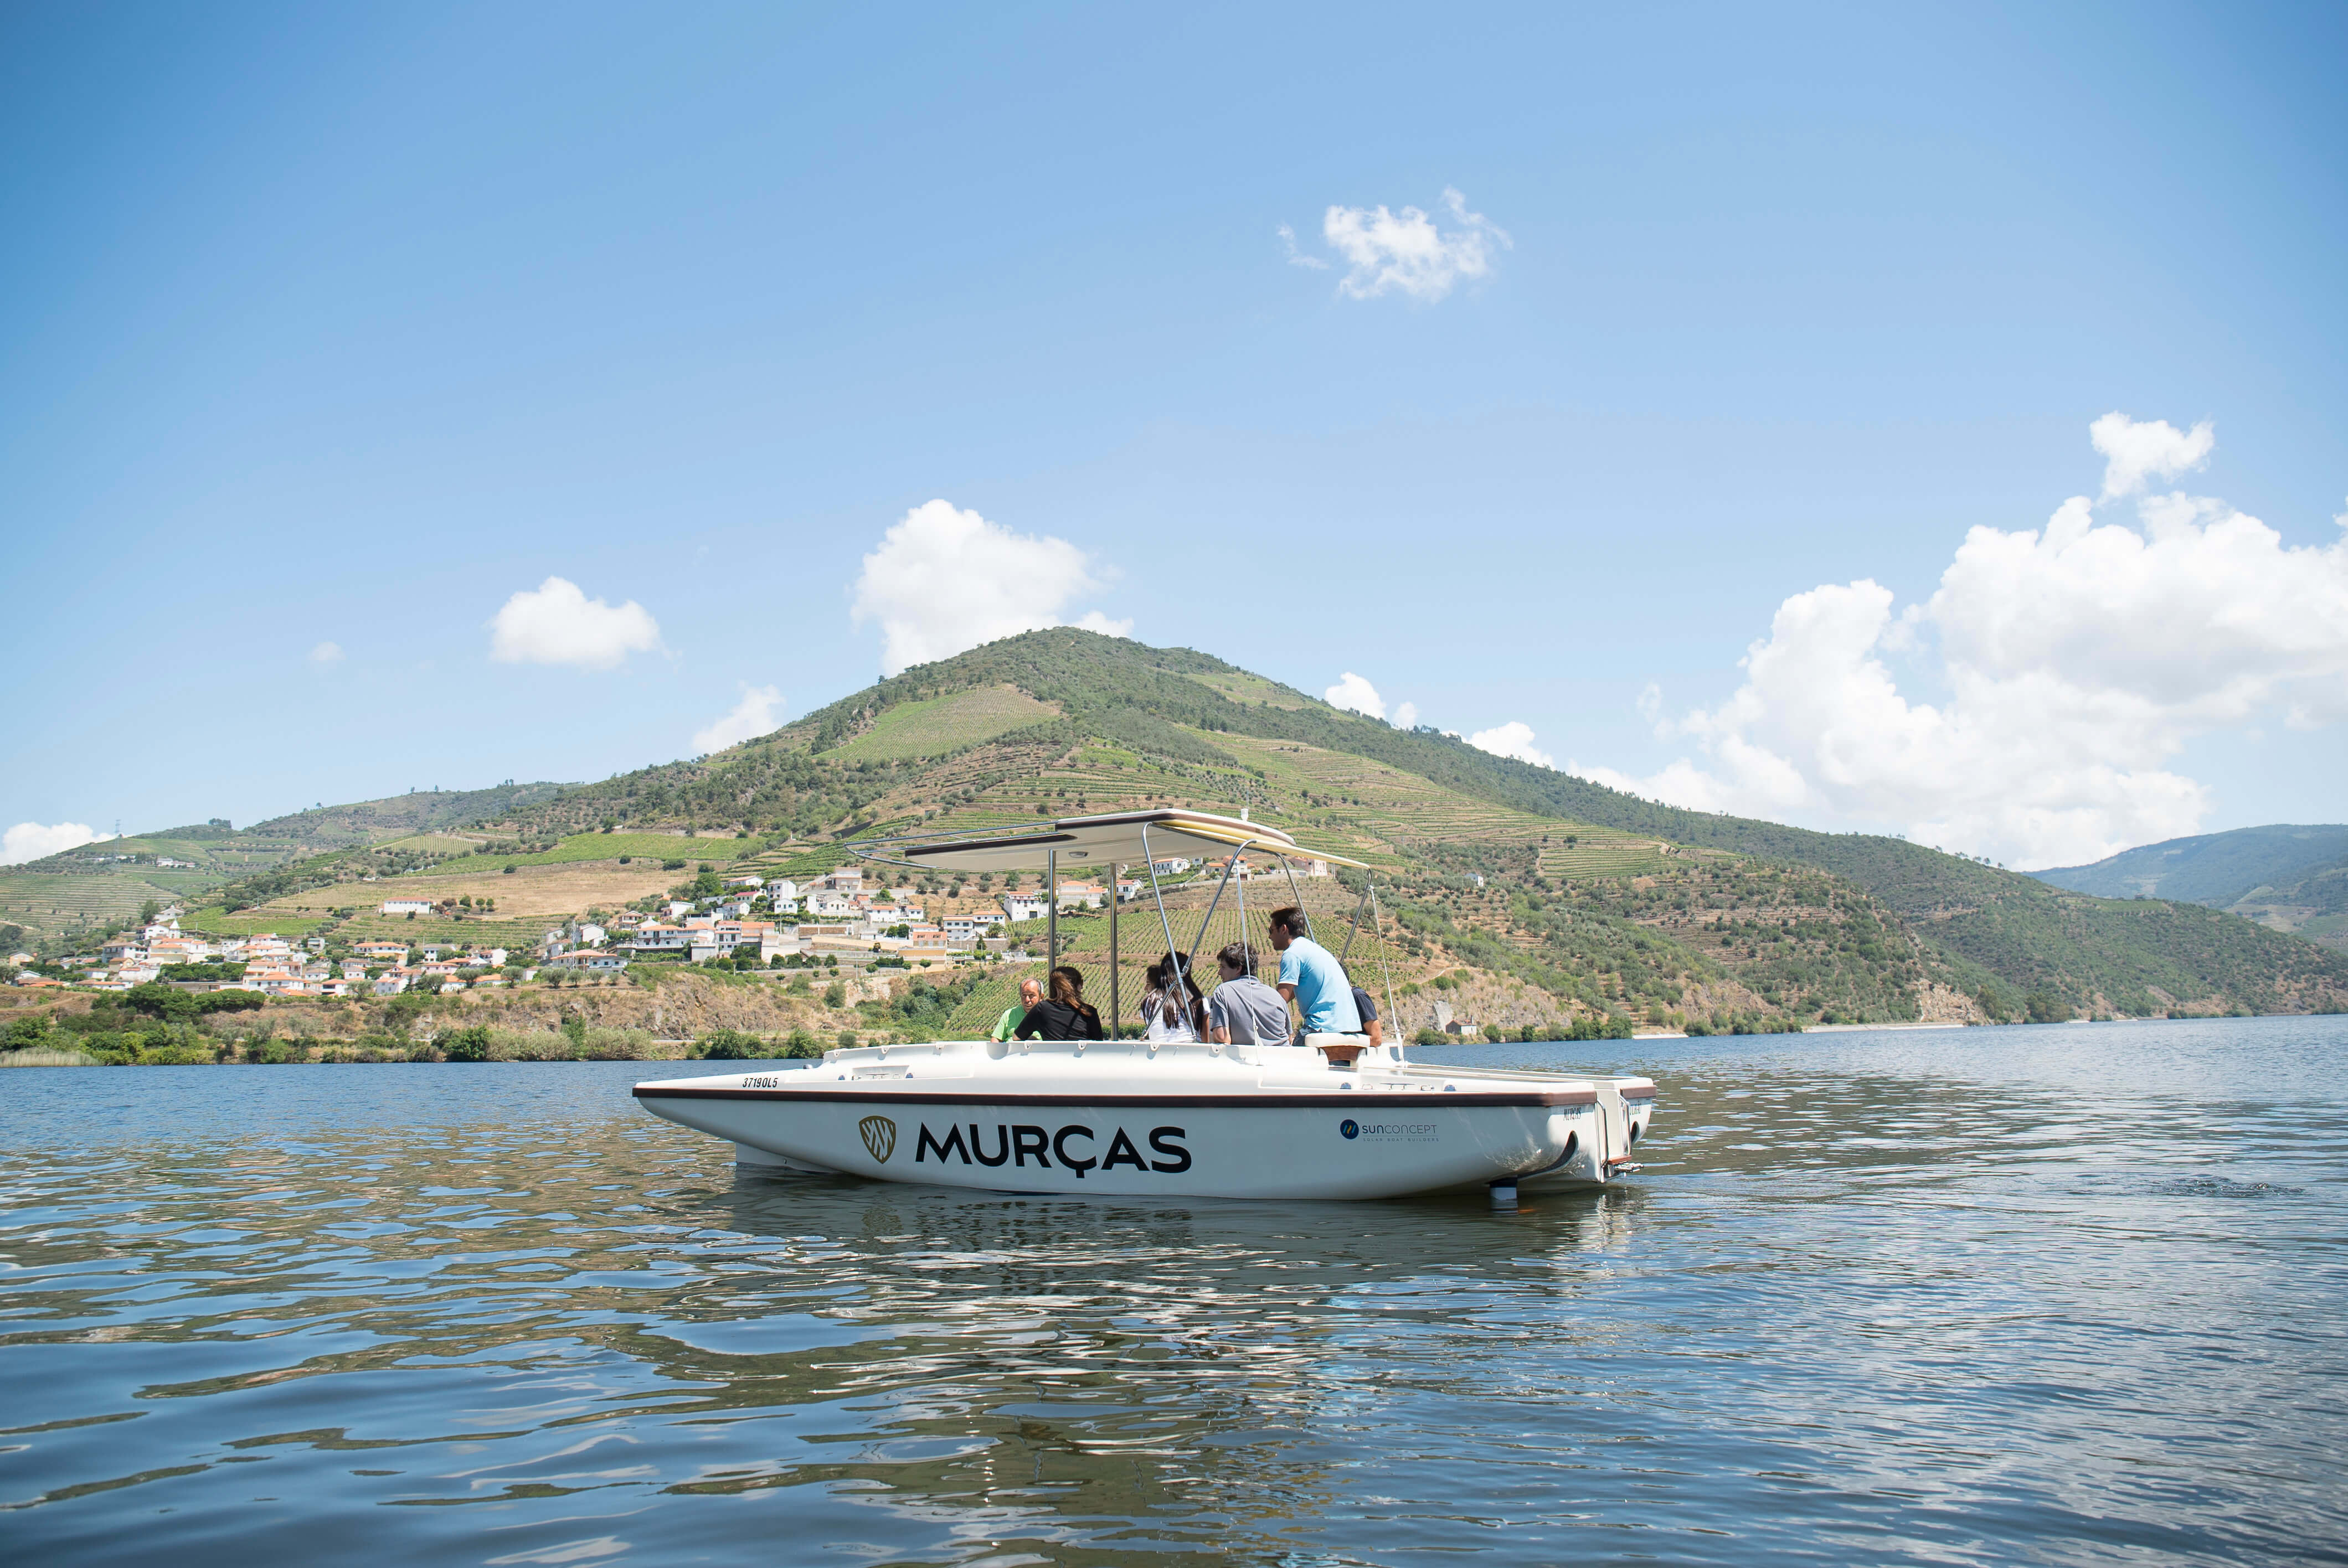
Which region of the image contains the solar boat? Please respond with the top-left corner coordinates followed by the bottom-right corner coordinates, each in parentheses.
top-left (635, 809), bottom-right (1654, 1203)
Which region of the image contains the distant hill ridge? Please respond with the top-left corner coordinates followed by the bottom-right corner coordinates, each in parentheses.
top-left (0, 783), bottom-right (569, 944)
top-left (2035, 824), bottom-right (2348, 904)
top-left (2035, 825), bottom-right (2348, 951)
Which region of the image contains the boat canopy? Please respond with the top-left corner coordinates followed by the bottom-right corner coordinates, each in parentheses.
top-left (873, 808), bottom-right (1369, 875)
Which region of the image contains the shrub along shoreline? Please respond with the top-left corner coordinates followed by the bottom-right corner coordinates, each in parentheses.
top-left (0, 1018), bottom-right (841, 1066)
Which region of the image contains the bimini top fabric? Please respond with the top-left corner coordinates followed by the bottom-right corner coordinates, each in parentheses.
top-left (864, 809), bottom-right (1369, 875)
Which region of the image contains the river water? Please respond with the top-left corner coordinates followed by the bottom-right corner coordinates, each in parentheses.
top-left (3, 1016), bottom-right (2343, 1565)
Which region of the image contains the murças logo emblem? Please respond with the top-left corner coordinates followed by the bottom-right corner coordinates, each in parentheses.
top-left (858, 1116), bottom-right (898, 1163)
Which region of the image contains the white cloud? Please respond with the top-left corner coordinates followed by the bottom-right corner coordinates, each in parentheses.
top-left (1314, 187), bottom-right (1510, 302)
top-left (691, 684), bottom-right (784, 754)
top-left (308, 641), bottom-right (343, 666)
top-left (1393, 701), bottom-right (1419, 729)
top-left (2091, 410), bottom-right (2213, 499)
top-left (3, 822), bottom-right (112, 865)
top-left (1470, 721), bottom-right (1554, 768)
top-left (1277, 223), bottom-right (1329, 270)
top-left (849, 500), bottom-right (1123, 677)
top-left (1580, 414), bottom-right (2348, 868)
top-left (1325, 672), bottom-right (1386, 719)
top-left (487, 577), bottom-right (663, 670)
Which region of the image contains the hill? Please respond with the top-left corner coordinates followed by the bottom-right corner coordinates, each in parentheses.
top-left (2033, 824), bottom-right (2348, 904)
top-left (27, 630), bottom-right (2345, 1030)
top-left (0, 783), bottom-right (567, 945)
top-left (472, 628), bottom-right (2348, 1025)
top-left (2033, 825), bottom-right (2348, 953)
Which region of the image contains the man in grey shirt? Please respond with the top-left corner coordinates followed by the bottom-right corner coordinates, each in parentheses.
top-left (1207, 941), bottom-right (1293, 1045)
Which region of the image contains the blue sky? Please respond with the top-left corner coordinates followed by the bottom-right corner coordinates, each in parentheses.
top-left (4, 2), bottom-right (2344, 868)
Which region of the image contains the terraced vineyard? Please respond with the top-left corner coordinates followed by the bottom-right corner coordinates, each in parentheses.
top-left (1208, 732), bottom-right (1678, 883)
top-left (378, 834), bottom-right (481, 857)
top-left (817, 684), bottom-right (1060, 761)
top-left (183, 906), bottom-right (333, 939)
top-left (0, 871), bottom-right (183, 939)
top-left (255, 859), bottom-right (681, 924)
top-left (332, 912), bottom-right (553, 949)
top-left (1177, 669), bottom-right (1310, 710)
top-left (401, 831), bottom-right (749, 876)
top-left (1536, 835), bottom-right (1686, 880)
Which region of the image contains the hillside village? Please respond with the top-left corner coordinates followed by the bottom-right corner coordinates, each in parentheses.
top-left (11, 842), bottom-right (1336, 994)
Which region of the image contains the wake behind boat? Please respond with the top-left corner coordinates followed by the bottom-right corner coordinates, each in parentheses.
top-left (634, 808), bottom-right (1655, 1203)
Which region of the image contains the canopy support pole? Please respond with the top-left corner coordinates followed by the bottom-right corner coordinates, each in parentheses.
top-left (1373, 885), bottom-right (1399, 1053)
top-left (1109, 863), bottom-right (1120, 1036)
top-left (1280, 857), bottom-right (1312, 941)
top-left (1140, 825), bottom-right (1186, 1003)
top-left (1235, 847), bottom-right (1250, 977)
top-left (1337, 879), bottom-right (1372, 967)
top-left (1190, 839), bottom-right (1256, 964)
top-left (1046, 849), bottom-right (1057, 976)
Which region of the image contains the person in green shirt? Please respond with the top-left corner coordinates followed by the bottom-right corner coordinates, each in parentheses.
top-left (991, 976), bottom-right (1042, 1041)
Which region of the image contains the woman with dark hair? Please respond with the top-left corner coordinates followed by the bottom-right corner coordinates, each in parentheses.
top-left (1015, 964), bottom-right (1105, 1041)
top-left (1141, 952), bottom-right (1206, 1042)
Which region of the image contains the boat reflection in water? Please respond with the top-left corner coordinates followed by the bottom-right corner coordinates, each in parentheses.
top-left (617, 1168), bottom-right (1654, 1536)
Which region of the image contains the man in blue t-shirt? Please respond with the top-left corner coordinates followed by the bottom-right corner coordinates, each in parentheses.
top-left (1267, 906), bottom-right (1361, 1038)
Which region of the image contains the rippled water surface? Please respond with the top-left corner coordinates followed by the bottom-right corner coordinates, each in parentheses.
top-left (4, 1017), bottom-right (2345, 1565)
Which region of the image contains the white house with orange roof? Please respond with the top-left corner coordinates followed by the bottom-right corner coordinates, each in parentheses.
top-left (627, 924), bottom-right (690, 956)
top-left (545, 948), bottom-right (629, 974)
top-left (999, 891), bottom-right (1050, 923)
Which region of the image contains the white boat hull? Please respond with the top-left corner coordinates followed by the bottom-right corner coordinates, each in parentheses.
top-left (635, 1038), bottom-right (1654, 1201)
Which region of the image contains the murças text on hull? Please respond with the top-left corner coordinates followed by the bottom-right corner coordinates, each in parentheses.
top-left (634, 808), bottom-right (1655, 1205)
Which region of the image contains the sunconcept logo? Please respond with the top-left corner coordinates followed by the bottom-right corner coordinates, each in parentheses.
top-left (1340, 1118), bottom-right (1359, 1139)
top-left (1355, 1121), bottom-right (1439, 1141)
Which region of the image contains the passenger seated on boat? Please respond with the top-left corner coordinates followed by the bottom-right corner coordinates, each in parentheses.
top-left (1014, 965), bottom-right (1105, 1041)
top-left (1207, 942), bottom-right (1291, 1046)
top-left (1351, 984), bottom-right (1384, 1049)
top-left (991, 977), bottom-right (1042, 1042)
top-left (1267, 907), bottom-right (1361, 1041)
top-left (1141, 956), bottom-right (1205, 1042)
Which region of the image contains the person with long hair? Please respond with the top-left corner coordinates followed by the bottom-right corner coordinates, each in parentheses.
top-left (1014, 964), bottom-right (1105, 1041)
top-left (1141, 952), bottom-right (1206, 1042)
